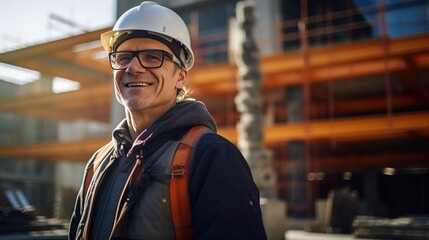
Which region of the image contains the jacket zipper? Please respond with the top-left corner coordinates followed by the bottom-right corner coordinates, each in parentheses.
top-left (82, 155), bottom-right (116, 240)
top-left (109, 154), bottom-right (143, 239)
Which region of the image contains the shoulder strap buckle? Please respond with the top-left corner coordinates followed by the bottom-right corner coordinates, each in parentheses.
top-left (170, 164), bottom-right (186, 178)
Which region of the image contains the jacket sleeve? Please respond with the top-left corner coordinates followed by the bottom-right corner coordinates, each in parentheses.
top-left (189, 133), bottom-right (267, 240)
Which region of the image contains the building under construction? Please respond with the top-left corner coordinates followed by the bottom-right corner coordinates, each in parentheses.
top-left (0, 0), bottom-right (428, 237)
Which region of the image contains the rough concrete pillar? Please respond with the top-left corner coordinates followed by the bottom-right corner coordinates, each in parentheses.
top-left (234, 2), bottom-right (286, 239)
top-left (234, 0), bottom-right (277, 199)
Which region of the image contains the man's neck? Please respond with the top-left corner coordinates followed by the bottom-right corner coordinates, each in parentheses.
top-left (125, 112), bottom-right (155, 140)
top-left (125, 103), bottom-right (175, 141)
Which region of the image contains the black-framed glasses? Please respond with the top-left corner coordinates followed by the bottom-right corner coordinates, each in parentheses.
top-left (108, 49), bottom-right (181, 70)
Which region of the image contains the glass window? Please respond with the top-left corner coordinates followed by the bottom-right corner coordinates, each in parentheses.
top-left (179, 1), bottom-right (238, 65)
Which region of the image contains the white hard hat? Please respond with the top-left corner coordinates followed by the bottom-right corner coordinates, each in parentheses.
top-left (101, 1), bottom-right (194, 70)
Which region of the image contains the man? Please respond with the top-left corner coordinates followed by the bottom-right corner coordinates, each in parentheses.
top-left (69, 1), bottom-right (267, 239)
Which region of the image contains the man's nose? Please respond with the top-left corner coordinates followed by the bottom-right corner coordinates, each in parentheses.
top-left (126, 56), bottom-right (146, 73)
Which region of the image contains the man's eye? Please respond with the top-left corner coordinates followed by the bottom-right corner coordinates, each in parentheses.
top-left (143, 53), bottom-right (162, 62)
top-left (116, 54), bottom-right (132, 64)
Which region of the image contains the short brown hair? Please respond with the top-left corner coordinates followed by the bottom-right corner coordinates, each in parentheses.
top-left (174, 64), bottom-right (191, 101)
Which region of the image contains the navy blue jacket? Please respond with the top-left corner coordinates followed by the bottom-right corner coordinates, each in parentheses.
top-left (69, 99), bottom-right (267, 239)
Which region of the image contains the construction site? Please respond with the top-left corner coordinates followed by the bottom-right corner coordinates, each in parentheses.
top-left (0, 0), bottom-right (428, 239)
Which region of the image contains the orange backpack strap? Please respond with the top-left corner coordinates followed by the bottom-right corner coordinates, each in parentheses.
top-left (170, 125), bottom-right (210, 240)
top-left (83, 140), bottom-right (115, 202)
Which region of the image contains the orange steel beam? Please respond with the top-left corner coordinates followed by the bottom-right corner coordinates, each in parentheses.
top-left (52, 49), bottom-right (112, 77)
top-left (218, 112), bottom-right (429, 144)
top-left (0, 138), bottom-right (110, 162)
top-left (0, 83), bottom-right (112, 122)
top-left (0, 90), bottom-right (109, 111)
top-left (191, 33), bottom-right (429, 94)
top-left (0, 28), bottom-right (112, 86)
top-left (192, 56), bottom-right (416, 94)
top-left (1, 112), bottom-right (427, 162)
top-left (0, 28), bottom-right (110, 62)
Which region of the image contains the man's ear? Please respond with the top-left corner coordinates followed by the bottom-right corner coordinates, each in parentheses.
top-left (175, 68), bottom-right (188, 89)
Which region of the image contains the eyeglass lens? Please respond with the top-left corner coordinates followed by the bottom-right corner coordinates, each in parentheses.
top-left (110, 50), bottom-right (167, 70)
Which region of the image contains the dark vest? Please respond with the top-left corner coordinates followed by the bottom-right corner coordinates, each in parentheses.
top-left (79, 138), bottom-right (180, 239)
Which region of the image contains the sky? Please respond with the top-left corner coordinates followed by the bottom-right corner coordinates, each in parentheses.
top-left (0, 0), bottom-right (116, 87)
top-left (0, 0), bottom-right (116, 52)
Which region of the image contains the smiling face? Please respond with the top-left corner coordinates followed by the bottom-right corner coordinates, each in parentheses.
top-left (113, 38), bottom-right (187, 115)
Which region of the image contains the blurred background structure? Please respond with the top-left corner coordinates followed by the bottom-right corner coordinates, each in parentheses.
top-left (0, 0), bottom-right (429, 238)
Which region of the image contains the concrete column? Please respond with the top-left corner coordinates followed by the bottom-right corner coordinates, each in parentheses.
top-left (234, 2), bottom-right (286, 239)
top-left (234, 0), bottom-right (277, 199)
